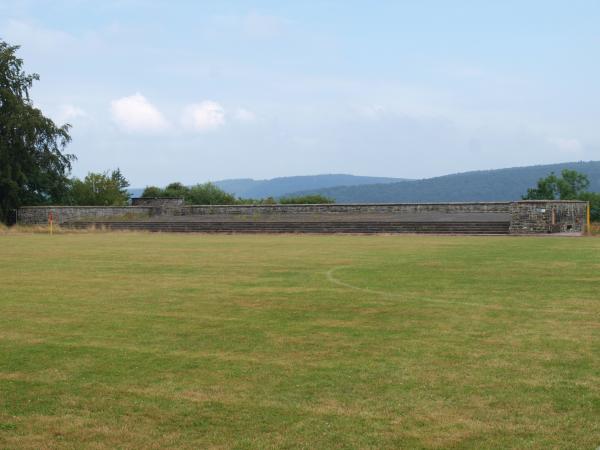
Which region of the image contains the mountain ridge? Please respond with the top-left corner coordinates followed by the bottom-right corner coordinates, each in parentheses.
top-left (285, 161), bottom-right (600, 203)
top-left (128, 174), bottom-right (408, 198)
top-left (128, 161), bottom-right (600, 202)
top-left (213, 174), bottom-right (407, 198)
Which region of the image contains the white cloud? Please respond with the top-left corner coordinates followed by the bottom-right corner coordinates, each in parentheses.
top-left (547, 137), bottom-right (583, 153)
top-left (182, 101), bottom-right (226, 132)
top-left (56, 104), bottom-right (87, 124)
top-left (110, 93), bottom-right (169, 133)
top-left (233, 107), bottom-right (256, 122)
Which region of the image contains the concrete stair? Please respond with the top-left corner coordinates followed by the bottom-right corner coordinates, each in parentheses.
top-left (66, 220), bottom-right (511, 235)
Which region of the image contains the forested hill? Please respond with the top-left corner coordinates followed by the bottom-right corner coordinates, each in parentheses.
top-left (128, 174), bottom-right (405, 198)
top-left (212, 174), bottom-right (405, 199)
top-left (285, 161), bottom-right (600, 203)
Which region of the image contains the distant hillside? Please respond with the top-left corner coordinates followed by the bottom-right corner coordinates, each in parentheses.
top-left (129, 174), bottom-right (406, 199)
top-left (286, 161), bottom-right (600, 203)
top-left (212, 174), bottom-right (406, 198)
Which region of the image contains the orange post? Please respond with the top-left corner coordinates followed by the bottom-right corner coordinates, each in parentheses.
top-left (48, 211), bottom-right (53, 236)
top-left (587, 201), bottom-right (591, 236)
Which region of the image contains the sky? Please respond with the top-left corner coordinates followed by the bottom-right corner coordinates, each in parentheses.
top-left (1, 0), bottom-right (599, 187)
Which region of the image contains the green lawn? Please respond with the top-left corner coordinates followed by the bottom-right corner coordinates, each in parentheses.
top-left (0, 233), bottom-right (599, 449)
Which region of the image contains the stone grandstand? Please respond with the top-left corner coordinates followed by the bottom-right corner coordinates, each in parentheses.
top-left (17, 199), bottom-right (588, 235)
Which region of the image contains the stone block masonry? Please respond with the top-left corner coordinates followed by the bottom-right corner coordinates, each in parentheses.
top-left (174, 202), bottom-right (512, 216)
top-left (131, 197), bottom-right (184, 207)
top-left (17, 202), bottom-right (510, 224)
top-left (16, 206), bottom-right (153, 225)
top-left (509, 200), bottom-right (588, 234)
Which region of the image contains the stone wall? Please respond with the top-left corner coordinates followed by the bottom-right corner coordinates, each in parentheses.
top-left (16, 206), bottom-right (153, 225)
top-left (131, 197), bottom-right (184, 207)
top-left (509, 200), bottom-right (588, 234)
top-left (17, 202), bottom-right (511, 225)
top-left (173, 202), bottom-right (513, 216)
top-left (17, 201), bottom-right (588, 234)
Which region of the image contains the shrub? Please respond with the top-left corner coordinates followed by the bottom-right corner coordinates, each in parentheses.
top-left (141, 186), bottom-right (163, 197)
top-left (186, 183), bottom-right (236, 205)
top-left (163, 182), bottom-right (188, 198)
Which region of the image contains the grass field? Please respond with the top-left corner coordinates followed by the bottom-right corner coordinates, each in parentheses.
top-left (1, 232), bottom-right (599, 449)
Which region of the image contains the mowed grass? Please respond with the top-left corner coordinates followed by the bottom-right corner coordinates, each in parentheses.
top-left (0, 233), bottom-right (599, 449)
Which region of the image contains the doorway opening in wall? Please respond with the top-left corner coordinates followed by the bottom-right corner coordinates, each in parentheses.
top-left (6, 210), bottom-right (17, 226)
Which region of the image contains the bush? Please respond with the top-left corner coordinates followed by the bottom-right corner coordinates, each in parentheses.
top-left (186, 183), bottom-right (236, 205)
top-left (163, 182), bottom-right (189, 199)
top-left (141, 186), bottom-right (163, 197)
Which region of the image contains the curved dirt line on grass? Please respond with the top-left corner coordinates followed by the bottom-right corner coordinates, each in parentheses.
top-left (325, 266), bottom-right (589, 316)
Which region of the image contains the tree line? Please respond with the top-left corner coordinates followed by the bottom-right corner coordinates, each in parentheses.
top-left (141, 183), bottom-right (334, 205)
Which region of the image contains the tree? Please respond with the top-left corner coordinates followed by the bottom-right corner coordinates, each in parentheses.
top-left (523, 173), bottom-right (559, 200)
top-left (523, 169), bottom-right (589, 200)
top-left (0, 40), bottom-right (75, 223)
top-left (141, 186), bottom-right (163, 197)
top-left (186, 183), bottom-right (235, 205)
top-left (139, 182), bottom-right (236, 204)
top-left (69, 169), bottom-right (130, 206)
top-left (163, 182), bottom-right (188, 198)
top-left (556, 169), bottom-right (589, 200)
top-left (523, 169), bottom-right (599, 221)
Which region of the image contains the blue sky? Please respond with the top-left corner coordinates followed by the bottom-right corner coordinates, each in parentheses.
top-left (1, 0), bottom-right (599, 186)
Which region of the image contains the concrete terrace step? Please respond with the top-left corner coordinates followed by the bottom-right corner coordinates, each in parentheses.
top-left (66, 220), bottom-right (511, 235)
